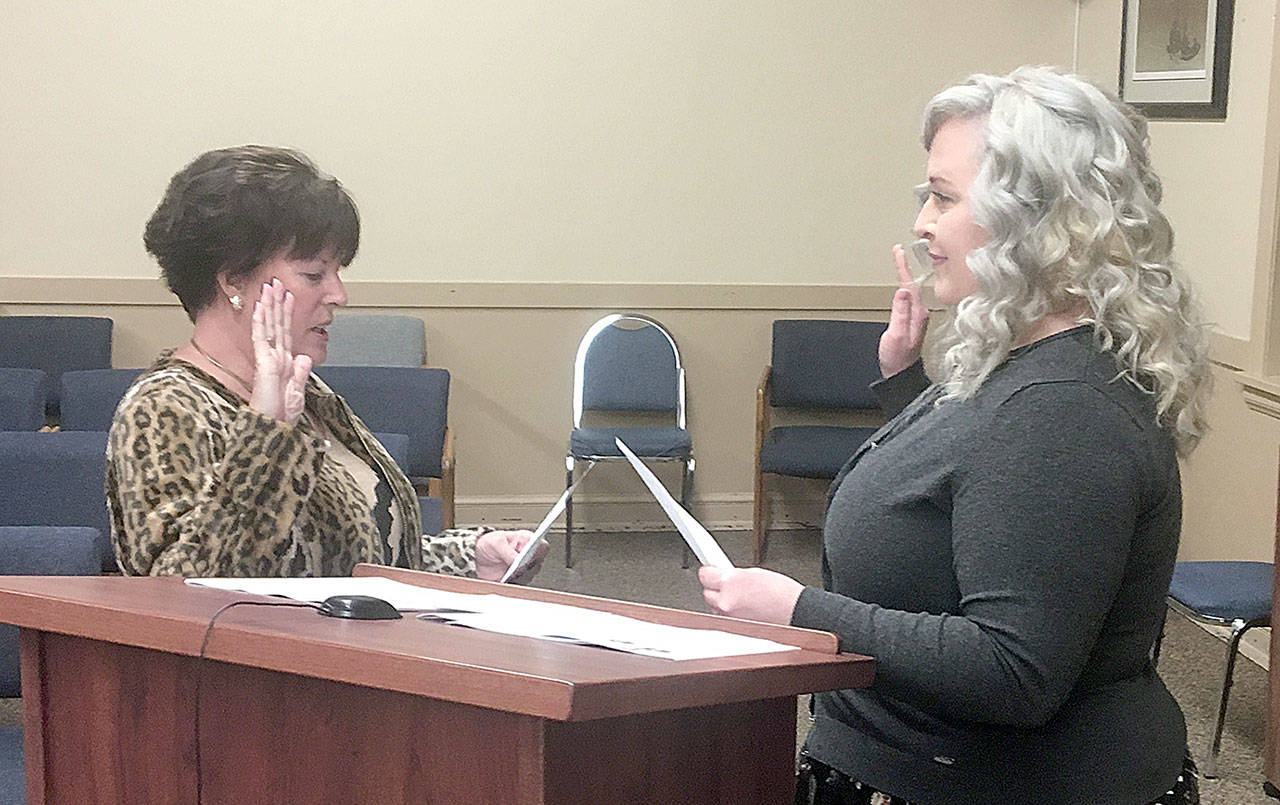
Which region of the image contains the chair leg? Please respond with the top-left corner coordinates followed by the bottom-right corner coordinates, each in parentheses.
top-left (752, 472), bottom-right (770, 566)
top-left (1205, 618), bottom-right (1251, 779)
top-left (680, 459), bottom-right (693, 569)
top-left (564, 460), bottom-right (575, 569)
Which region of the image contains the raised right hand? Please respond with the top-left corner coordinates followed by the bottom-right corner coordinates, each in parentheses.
top-left (878, 245), bottom-right (930, 378)
top-left (251, 279), bottom-right (312, 424)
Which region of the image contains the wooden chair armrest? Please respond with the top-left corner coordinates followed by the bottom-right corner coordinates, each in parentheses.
top-left (440, 427), bottom-right (455, 529)
top-left (755, 366), bottom-right (772, 445)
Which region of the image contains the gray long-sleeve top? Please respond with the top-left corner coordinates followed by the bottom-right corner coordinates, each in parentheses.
top-left (791, 327), bottom-right (1186, 805)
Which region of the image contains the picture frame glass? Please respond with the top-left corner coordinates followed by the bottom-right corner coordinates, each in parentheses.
top-left (1123, 0), bottom-right (1219, 105)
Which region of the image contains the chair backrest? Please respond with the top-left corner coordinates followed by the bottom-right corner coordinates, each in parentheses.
top-left (0, 526), bottom-right (101, 697)
top-left (315, 366), bottom-right (449, 480)
top-left (371, 432), bottom-right (411, 473)
top-left (324, 314), bottom-right (427, 367)
top-left (769, 320), bottom-right (886, 410)
top-left (59, 368), bottom-right (145, 431)
top-left (0, 367), bottom-right (50, 431)
top-left (0, 431), bottom-right (114, 571)
top-left (0, 316), bottom-right (112, 410)
top-left (573, 314), bottom-right (685, 427)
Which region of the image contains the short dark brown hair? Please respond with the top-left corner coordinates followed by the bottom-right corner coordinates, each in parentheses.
top-left (144, 145), bottom-right (359, 319)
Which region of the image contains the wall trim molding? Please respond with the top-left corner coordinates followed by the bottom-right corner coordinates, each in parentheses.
top-left (1239, 371), bottom-right (1280, 420)
top-left (0, 275), bottom-right (894, 312)
top-left (1210, 331), bottom-right (1251, 372)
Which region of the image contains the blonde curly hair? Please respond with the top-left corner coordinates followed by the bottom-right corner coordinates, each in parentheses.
top-left (922, 66), bottom-right (1211, 454)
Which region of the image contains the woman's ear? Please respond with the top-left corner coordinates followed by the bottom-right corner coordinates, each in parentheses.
top-left (215, 272), bottom-right (246, 312)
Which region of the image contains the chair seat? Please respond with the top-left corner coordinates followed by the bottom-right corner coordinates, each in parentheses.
top-left (759, 425), bottom-right (877, 479)
top-left (0, 725), bottom-right (23, 805)
top-left (1169, 561), bottom-right (1273, 623)
top-left (570, 427), bottom-right (691, 459)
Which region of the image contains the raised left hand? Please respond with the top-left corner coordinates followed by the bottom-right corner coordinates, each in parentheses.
top-left (475, 529), bottom-right (547, 583)
top-left (698, 566), bottom-right (804, 624)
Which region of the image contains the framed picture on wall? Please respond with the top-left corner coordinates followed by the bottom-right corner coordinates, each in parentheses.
top-left (1119, 0), bottom-right (1233, 119)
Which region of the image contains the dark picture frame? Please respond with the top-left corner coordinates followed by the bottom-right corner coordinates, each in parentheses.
top-left (1120, 0), bottom-right (1233, 119)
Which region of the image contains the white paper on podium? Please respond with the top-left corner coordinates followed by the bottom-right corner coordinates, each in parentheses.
top-left (500, 462), bottom-right (596, 582)
top-left (185, 577), bottom-right (792, 659)
top-left (614, 437), bottom-right (733, 568)
top-left (420, 598), bottom-right (792, 659)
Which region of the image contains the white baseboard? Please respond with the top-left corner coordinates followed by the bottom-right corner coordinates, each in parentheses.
top-left (455, 493), bottom-right (828, 532)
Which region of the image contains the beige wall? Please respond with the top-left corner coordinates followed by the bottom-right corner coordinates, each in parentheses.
top-left (3, 2), bottom-right (1070, 287)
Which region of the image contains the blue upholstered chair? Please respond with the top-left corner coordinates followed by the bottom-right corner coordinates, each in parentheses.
top-left (0, 316), bottom-right (112, 417)
top-left (753, 320), bottom-right (887, 564)
top-left (0, 370), bottom-right (50, 432)
top-left (58, 369), bottom-right (143, 431)
top-left (0, 525), bottom-right (101, 805)
top-left (1154, 560), bottom-right (1273, 779)
top-left (0, 432), bottom-right (114, 572)
top-left (324, 314), bottom-right (426, 367)
top-left (315, 367), bottom-right (454, 530)
top-left (564, 314), bottom-right (692, 568)
top-left (367, 432), bottom-right (443, 532)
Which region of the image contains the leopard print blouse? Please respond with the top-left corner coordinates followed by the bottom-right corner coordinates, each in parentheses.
top-left (107, 353), bottom-right (479, 577)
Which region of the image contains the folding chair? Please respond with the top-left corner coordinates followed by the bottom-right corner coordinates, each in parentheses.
top-left (564, 314), bottom-right (692, 568)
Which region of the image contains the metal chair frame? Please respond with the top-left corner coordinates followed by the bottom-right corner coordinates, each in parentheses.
top-left (1154, 595), bottom-right (1269, 779)
top-left (564, 314), bottom-right (693, 568)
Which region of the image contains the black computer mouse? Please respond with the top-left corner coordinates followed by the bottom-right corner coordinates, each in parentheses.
top-left (318, 594), bottom-right (402, 620)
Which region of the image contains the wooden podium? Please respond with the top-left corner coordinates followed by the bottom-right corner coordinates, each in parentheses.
top-left (0, 565), bottom-right (873, 804)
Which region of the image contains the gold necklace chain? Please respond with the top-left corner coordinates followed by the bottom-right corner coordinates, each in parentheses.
top-left (189, 339), bottom-right (254, 395)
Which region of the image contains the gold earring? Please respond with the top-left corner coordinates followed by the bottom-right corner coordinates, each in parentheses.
top-left (228, 294), bottom-right (243, 311)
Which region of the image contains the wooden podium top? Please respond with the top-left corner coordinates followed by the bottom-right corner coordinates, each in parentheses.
top-left (0, 565), bottom-right (873, 722)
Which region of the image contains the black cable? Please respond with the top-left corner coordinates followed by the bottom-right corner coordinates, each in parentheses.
top-left (193, 599), bottom-right (321, 805)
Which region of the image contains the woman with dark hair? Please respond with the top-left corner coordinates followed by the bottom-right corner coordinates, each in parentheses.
top-left (108, 145), bottom-right (543, 580)
top-left (700, 68), bottom-right (1210, 804)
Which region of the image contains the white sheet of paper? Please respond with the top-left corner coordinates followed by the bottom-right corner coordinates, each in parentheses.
top-left (185, 577), bottom-right (791, 660)
top-left (500, 462), bottom-right (595, 583)
top-left (419, 596), bottom-right (792, 660)
top-left (614, 437), bottom-right (733, 568)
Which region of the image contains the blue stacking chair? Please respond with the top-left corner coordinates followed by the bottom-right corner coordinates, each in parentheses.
top-left (1154, 560), bottom-right (1273, 778)
top-left (364, 432), bottom-right (443, 532)
top-left (0, 525), bottom-right (101, 805)
top-left (0, 432), bottom-right (114, 572)
top-left (324, 314), bottom-right (426, 367)
top-left (0, 316), bottom-right (112, 417)
top-left (0, 369), bottom-right (50, 431)
top-left (753, 320), bottom-right (887, 564)
top-left (564, 314), bottom-right (692, 568)
top-left (315, 367), bottom-right (454, 530)
top-left (58, 369), bottom-right (144, 431)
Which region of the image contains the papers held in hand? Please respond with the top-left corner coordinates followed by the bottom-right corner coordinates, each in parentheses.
top-left (614, 437), bottom-right (734, 568)
top-left (499, 462), bottom-right (596, 583)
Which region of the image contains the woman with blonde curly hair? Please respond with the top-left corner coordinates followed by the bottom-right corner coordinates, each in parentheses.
top-left (700, 67), bottom-right (1210, 804)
